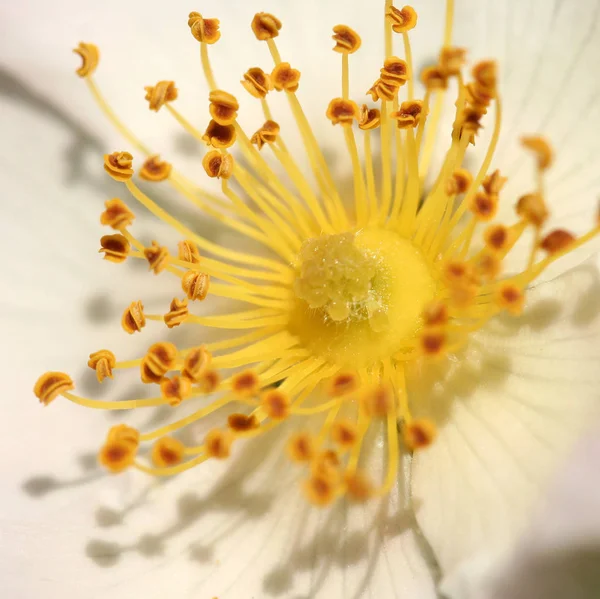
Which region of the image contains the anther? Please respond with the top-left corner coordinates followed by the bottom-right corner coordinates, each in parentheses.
top-left (99, 440), bottom-right (136, 473)
top-left (326, 98), bottom-right (360, 126)
top-left (107, 424), bottom-right (140, 449)
top-left (303, 475), bottom-right (336, 506)
top-left (227, 413), bottom-right (260, 432)
top-left (181, 270), bottom-right (210, 301)
top-left (197, 369), bottom-right (220, 393)
top-left (271, 62), bottom-right (301, 92)
top-left (403, 419), bottom-right (437, 450)
top-left (152, 437), bottom-right (185, 467)
top-left (205, 429), bottom-right (233, 459)
top-left (104, 151), bottom-right (133, 182)
top-left (181, 346), bottom-right (212, 383)
top-left (474, 251), bottom-right (502, 281)
top-left (380, 56), bottom-right (409, 86)
top-left (446, 168), bottom-right (473, 195)
top-left (34, 372), bottom-right (74, 406)
top-left (99, 234), bottom-right (130, 263)
top-left (392, 100), bottom-right (424, 129)
top-left (250, 120), bottom-right (280, 149)
top-left (260, 389), bottom-right (291, 420)
top-left (344, 470), bottom-right (373, 502)
top-left (540, 229), bottom-right (576, 255)
top-left (516, 193), bottom-right (549, 228)
top-left (141, 342), bottom-right (178, 384)
top-left (144, 241), bottom-right (170, 275)
top-left (73, 42), bottom-right (99, 78)
top-left (361, 383), bottom-right (395, 417)
top-left (484, 224), bottom-right (510, 253)
top-left (439, 47), bottom-right (466, 76)
top-left (209, 90), bottom-right (239, 126)
top-left (178, 240), bottom-right (201, 264)
top-left (188, 12), bottom-right (221, 44)
top-left (311, 450), bottom-right (341, 481)
top-left (459, 107), bottom-right (486, 144)
top-left (202, 120), bottom-right (236, 149)
top-left (286, 432), bottom-right (317, 463)
top-left (386, 5), bottom-right (418, 33)
top-left (241, 67), bottom-right (273, 99)
top-left (231, 370), bottom-right (260, 398)
top-left (358, 105), bottom-right (381, 130)
top-left (420, 330), bottom-right (447, 356)
top-left (332, 25), bottom-right (362, 54)
top-left (202, 150), bottom-right (234, 178)
top-left (470, 192), bottom-right (498, 221)
top-left (421, 66), bottom-right (447, 90)
top-left (330, 420), bottom-right (358, 450)
top-left (472, 60), bottom-right (497, 94)
top-left (496, 283), bottom-right (525, 315)
top-left (88, 349), bottom-right (116, 383)
top-left (122, 300), bottom-right (146, 334)
top-left (139, 155), bottom-right (172, 182)
top-left (251, 13), bottom-right (282, 41)
top-left (144, 81), bottom-right (178, 112)
top-left (422, 300), bottom-right (449, 327)
top-left (164, 298), bottom-right (189, 328)
top-left (521, 135), bottom-right (554, 171)
top-left (326, 371), bottom-right (359, 397)
top-left (100, 198), bottom-right (135, 230)
top-left (160, 375), bottom-right (192, 406)
top-left (482, 169), bottom-right (507, 195)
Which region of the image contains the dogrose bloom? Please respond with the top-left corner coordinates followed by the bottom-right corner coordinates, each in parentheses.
top-left (13, 0), bottom-right (600, 596)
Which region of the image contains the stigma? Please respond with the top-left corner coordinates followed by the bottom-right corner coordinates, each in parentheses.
top-left (34, 1), bottom-right (600, 508)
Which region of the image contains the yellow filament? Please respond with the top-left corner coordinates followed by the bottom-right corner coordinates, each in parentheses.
top-left (377, 408), bottom-right (399, 494)
top-left (403, 32), bottom-right (414, 100)
top-left (419, 92), bottom-right (444, 181)
top-left (444, 0), bottom-right (455, 46)
top-left (364, 130), bottom-right (378, 221)
top-left (165, 104), bottom-right (204, 142)
top-left (397, 128), bottom-right (420, 235)
top-left (62, 391), bottom-right (196, 410)
top-left (343, 125), bottom-right (368, 225)
top-left (200, 43), bottom-right (217, 90)
top-left (342, 53), bottom-right (349, 99)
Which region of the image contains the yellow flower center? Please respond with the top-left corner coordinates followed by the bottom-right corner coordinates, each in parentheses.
top-left (36, 0), bottom-right (599, 507)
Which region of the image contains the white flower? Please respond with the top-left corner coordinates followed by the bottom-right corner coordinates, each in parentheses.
top-left (2, 1), bottom-right (600, 598)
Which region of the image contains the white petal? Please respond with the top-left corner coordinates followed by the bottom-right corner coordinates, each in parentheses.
top-left (441, 420), bottom-right (600, 599)
top-left (411, 260), bottom-right (600, 578)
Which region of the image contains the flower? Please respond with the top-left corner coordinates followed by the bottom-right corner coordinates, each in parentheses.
top-left (5, 0), bottom-right (600, 597)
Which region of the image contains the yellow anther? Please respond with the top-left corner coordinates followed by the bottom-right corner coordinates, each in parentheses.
top-left (459, 106), bottom-right (486, 144)
top-left (358, 104), bottom-right (381, 130)
top-left (100, 198), bottom-right (135, 230)
top-left (241, 67), bottom-right (273, 99)
top-left (540, 229), bottom-right (576, 255)
top-left (208, 90), bottom-right (239, 126)
top-left (205, 428), bottom-right (233, 459)
top-left (443, 260), bottom-right (478, 287)
top-left (484, 224), bottom-right (510, 253)
top-left (202, 150), bottom-right (234, 179)
top-left (271, 62), bottom-right (301, 92)
top-left (465, 81), bottom-right (494, 109)
top-left (34, 372), bottom-right (74, 406)
top-left (380, 56), bottom-right (409, 86)
top-left (286, 432), bottom-right (317, 463)
top-left (344, 470), bottom-right (373, 502)
top-left (227, 413), bottom-right (260, 432)
top-left (260, 389), bottom-right (291, 420)
top-left (181, 270), bottom-right (210, 301)
top-left (121, 300), bottom-right (145, 334)
top-left (140, 342), bottom-right (178, 384)
top-left (99, 233), bottom-right (130, 263)
top-left (439, 47), bottom-right (467, 76)
top-left (197, 369), bottom-right (220, 393)
top-left (421, 66), bottom-right (448, 90)
top-left (474, 251), bottom-right (502, 281)
top-left (422, 300), bottom-right (449, 327)
top-left (386, 5), bottom-right (418, 33)
top-left (188, 12), bottom-right (221, 44)
top-left (361, 383), bottom-right (395, 417)
top-left (311, 450), bottom-right (341, 481)
top-left (73, 42), bottom-right (99, 78)
top-left (87, 349), bottom-right (116, 383)
top-left (144, 81), bottom-right (178, 112)
top-left (446, 168), bottom-right (473, 195)
top-left (107, 424), bottom-right (140, 449)
top-left (472, 60), bottom-right (497, 93)
top-left (104, 151), bottom-right (133, 182)
top-left (420, 330), bottom-right (447, 356)
top-left (391, 99), bottom-right (425, 129)
top-left (403, 418), bottom-right (437, 450)
top-left (143, 241), bottom-right (170, 275)
top-left (326, 98), bottom-right (360, 126)
top-left (231, 369), bottom-right (261, 398)
top-left (164, 298), bottom-right (189, 328)
top-left (332, 24), bottom-right (362, 54)
top-left (303, 475), bottom-right (337, 506)
top-left (496, 283), bottom-right (525, 315)
top-left (367, 78), bottom-right (398, 102)
top-left (139, 155), bottom-right (172, 182)
top-left (250, 120), bottom-right (280, 149)
top-left (251, 12), bottom-right (282, 41)
top-left (181, 346), bottom-right (212, 383)
top-left (152, 437), bottom-right (185, 467)
top-left (99, 440), bottom-right (136, 473)
top-left (326, 371), bottom-right (360, 397)
top-left (177, 239), bottom-right (201, 264)
top-left (521, 135), bottom-right (554, 171)
top-left (330, 419), bottom-right (358, 450)
top-left (202, 120), bottom-right (236, 149)
top-left (160, 374), bottom-right (192, 406)
top-left (482, 169), bottom-right (507, 195)
top-left (516, 193), bottom-right (549, 228)
top-left (469, 191), bottom-right (498, 221)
